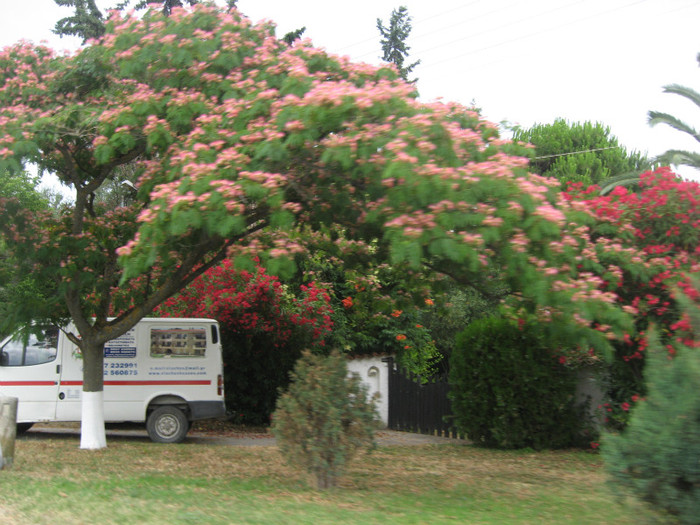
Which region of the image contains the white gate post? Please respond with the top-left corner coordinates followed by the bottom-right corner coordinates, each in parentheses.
top-left (0, 396), bottom-right (18, 469)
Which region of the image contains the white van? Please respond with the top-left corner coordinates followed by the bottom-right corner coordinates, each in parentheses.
top-left (0, 318), bottom-right (226, 443)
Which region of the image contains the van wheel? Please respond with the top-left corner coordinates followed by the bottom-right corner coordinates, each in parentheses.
top-left (146, 406), bottom-right (189, 443)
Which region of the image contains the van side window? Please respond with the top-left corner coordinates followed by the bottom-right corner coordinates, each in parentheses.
top-left (0, 327), bottom-right (59, 366)
top-left (150, 328), bottom-right (207, 358)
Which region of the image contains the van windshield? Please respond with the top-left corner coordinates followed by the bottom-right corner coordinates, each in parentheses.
top-left (0, 327), bottom-right (59, 366)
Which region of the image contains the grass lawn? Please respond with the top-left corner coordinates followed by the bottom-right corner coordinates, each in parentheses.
top-left (0, 431), bottom-right (656, 524)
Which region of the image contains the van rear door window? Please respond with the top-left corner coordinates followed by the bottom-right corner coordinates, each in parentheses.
top-left (150, 328), bottom-right (207, 358)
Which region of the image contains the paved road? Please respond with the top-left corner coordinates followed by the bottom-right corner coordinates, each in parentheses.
top-left (25, 424), bottom-right (465, 447)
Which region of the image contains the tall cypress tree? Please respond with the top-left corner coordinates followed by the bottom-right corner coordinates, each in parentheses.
top-left (53, 0), bottom-right (106, 43)
top-left (376, 6), bottom-right (420, 84)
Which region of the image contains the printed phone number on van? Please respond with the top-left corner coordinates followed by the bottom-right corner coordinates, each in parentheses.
top-left (104, 362), bottom-right (138, 376)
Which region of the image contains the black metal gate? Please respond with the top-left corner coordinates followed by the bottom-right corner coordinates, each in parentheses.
top-left (384, 357), bottom-right (462, 438)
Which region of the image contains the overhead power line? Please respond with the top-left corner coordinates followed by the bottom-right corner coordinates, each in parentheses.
top-left (533, 146), bottom-right (620, 161)
top-left (418, 0), bottom-right (650, 72)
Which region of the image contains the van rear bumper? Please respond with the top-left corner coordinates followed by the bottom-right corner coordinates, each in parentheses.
top-left (189, 400), bottom-right (226, 420)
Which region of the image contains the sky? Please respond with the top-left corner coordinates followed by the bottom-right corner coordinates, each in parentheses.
top-left (1, 0), bottom-right (699, 192)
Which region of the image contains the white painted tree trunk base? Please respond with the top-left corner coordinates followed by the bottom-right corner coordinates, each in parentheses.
top-left (80, 391), bottom-right (107, 450)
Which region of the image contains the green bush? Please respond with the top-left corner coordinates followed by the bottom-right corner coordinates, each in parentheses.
top-left (449, 317), bottom-right (585, 449)
top-left (603, 329), bottom-right (700, 522)
top-left (271, 350), bottom-right (379, 489)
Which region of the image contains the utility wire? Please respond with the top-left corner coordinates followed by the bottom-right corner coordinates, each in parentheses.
top-left (418, 0), bottom-right (649, 71)
top-left (533, 146), bottom-right (620, 161)
top-left (407, 0), bottom-right (589, 61)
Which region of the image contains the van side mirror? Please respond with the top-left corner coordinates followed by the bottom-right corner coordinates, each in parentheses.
top-left (0, 351), bottom-right (9, 366)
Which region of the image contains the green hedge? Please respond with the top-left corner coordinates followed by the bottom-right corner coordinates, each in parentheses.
top-left (449, 317), bottom-right (586, 449)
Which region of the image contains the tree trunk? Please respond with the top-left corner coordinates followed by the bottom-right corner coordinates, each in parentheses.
top-left (80, 339), bottom-right (106, 450)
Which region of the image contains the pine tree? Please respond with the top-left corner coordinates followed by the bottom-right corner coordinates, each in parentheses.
top-left (281, 27), bottom-right (307, 47)
top-left (376, 6), bottom-right (420, 84)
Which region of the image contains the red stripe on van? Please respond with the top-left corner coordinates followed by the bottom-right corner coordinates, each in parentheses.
top-left (59, 380), bottom-right (211, 386)
top-left (0, 381), bottom-right (57, 386)
top-left (105, 380), bottom-right (211, 386)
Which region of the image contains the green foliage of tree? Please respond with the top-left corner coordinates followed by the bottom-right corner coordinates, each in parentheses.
top-left (603, 278), bottom-right (700, 524)
top-left (53, 0), bottom-right (106, 43)
top-left (55, 0), bottom-right (306, 49)
top-left (377, 5), bottom-right (420, 83)
top-left (0, 172), bottom-right (59, 337)
top-left (648, 52), bottom-right (700, 172)
top-left (512, 119), bottom-right (651, 187)
top-left (419, 285), bottom-right (501, 374)
top-left (0, 5), bottom-right (643, 448)
top-left (0, 171), bottom-right (50, 212)
top-left (271, 350), bottom-right (378, 490)
top-left (449, 317), bottom-right (588, 450)
top-left (54, 0), bottom-right (202, 42)
top-left (294, 233), bottom-right (441, 376)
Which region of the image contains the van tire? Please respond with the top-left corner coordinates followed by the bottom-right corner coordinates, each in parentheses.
top-left (146, 406), bottom-right (189, 443)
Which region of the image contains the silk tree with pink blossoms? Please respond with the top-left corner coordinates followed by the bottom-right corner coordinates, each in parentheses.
top-left (0, 4), bottom-right (647, 448)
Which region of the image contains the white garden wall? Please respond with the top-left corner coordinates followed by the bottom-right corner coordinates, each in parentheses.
top-left (347, 356), bottom-right (390, 427)
top-left (575, 366), bottom-right (607, 426)
top-left (346, 357), bottom-right (606, 431)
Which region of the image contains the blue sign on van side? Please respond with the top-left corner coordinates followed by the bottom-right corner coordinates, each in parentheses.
top-left (104, 329), bottom-right (137, 358)
top-left (104, 346), bottom-right (137, 358)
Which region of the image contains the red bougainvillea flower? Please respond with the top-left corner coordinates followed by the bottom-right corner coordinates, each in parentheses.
top-left (391, 309), bottom-right (402, 317)
top-left (396, 334), bottom-right (407, 341)
top-left (342, 297), bottom-right (353, 309)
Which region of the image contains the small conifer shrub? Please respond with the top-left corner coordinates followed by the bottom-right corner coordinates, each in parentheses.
top-left (603, 278), bottom-right (700, 524)
top-left (271, 350), bottom-right (379, 489)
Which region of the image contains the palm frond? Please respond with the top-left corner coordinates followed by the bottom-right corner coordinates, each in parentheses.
top-left (662, 84), bottom-right (700, 111)
top-left (648, 111), bottom-right (700, 143)
top-left (656, 150), bottom-right (700, 170)
top-left (599, 171), bottom-right (643, 195)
